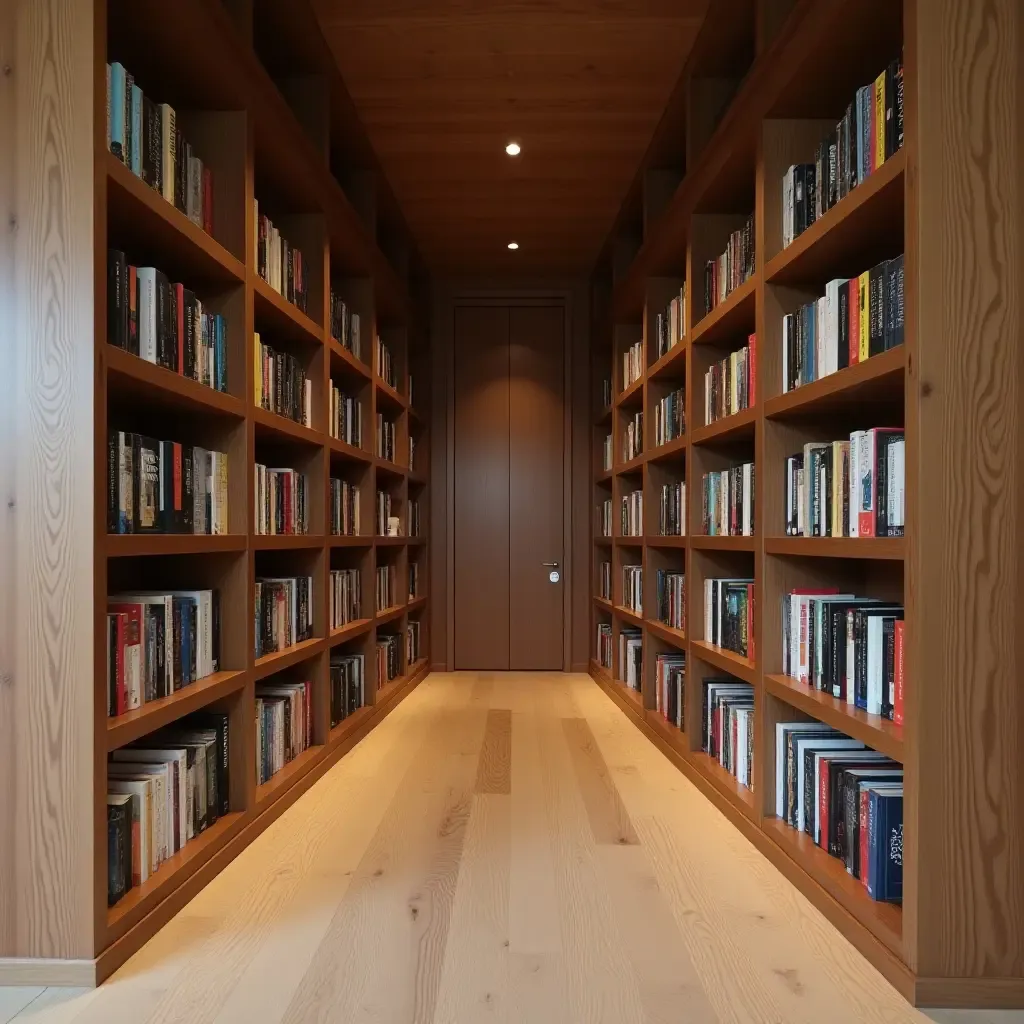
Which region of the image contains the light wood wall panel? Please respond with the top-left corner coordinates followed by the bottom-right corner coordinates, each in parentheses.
top-left (0, 0), bottom-right (97, 960)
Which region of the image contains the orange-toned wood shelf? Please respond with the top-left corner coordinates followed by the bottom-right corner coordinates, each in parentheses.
top-left (690, 751), bottom-right (757, 819)
top-left (690, 641), bottom-right (758, 685)
top-left (252, 276), bottom-right (324, 347)
top-left (329, 534), bottom-right (374, 548)
top-left (252, 533), bottom-right (327, 550)
top-left (594, 595), bottom-right (613, 612)
top-left (690, 276), bottom-right (757, 348)
top-left (375, 375), bottom-right (407, 410)
top-left (689, 535), bottom-right (756, 552)
top-left (647, 339), bottom-right (687, 381)
top-left (252, 406), bottom-right (323, 446)
top-left (253, 637), bottom-right (326, 682)
top-left (690, 405), bottom-right (757, 446)
top-left (106, 534), bottom-right (248, 557)
top-left (106, 670), bottom-right (248, 752)
top-left (616, 452), bottom-right (646, 475)
top-left (613, 605), bottom-right (644, 628)
top-left (645, 534), bottom-right (687, 548)
top-left (615, 374), bottom-right (644, 408)
top-left (375, 604), bottom-right (406, 626)
top-left (328, 619), bottom-right (373, 645)
top-left (255, 744), bottom-right (326, 811)
top-left (328, 336), bottom-right (372, 379)
top-left (328, 436), bottom-right (374, 463)
top-left (645, 619), bottom-right (686, 648)
top-left (647, 434), bottom-right (687, 462)
top-left (765, 536), bottom-right (905, 561)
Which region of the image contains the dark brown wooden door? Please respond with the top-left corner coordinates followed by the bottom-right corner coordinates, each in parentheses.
top-left (453, 303), bottom-right (564, 670)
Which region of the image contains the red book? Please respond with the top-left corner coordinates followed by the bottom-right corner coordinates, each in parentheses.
top-left (848, 279), bottom-right (859, 365)
top-left (202, 166), bottom-right (213, 235)
top-left (173, 442), bottom-right (182, 522)
top-left (748, 332), bottom-right (756, 407)
top-left (284, 472), bottom-right (292, 535)
top-left (174, 282), bottom-right (185, 375)
top-left (107, 602), bottom-right (142, 711)
top-left (859, 786), bottom-right (871, 884)
top-left (894, 620), bottom-right (905, 725)
top-left (112, 611), bottom-right (126, 715)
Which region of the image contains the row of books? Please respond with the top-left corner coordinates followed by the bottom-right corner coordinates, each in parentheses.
top-left (256, 680), bottom-right (312, 787)
top-left (330, 569), bottom-right (361, 631)
top-left (408, 499), bottom-right (421, 537)
top-left (620, 628), bottom-right (643, 692)
top-left (623, 340), bottom-right (643, 391)
top-left (784, 429), bottom-right (905, 539)
top-left (254, 576), bottom-right (315, 659)
top-left (655, 284), bottom-right (687, 359)
top-left (621, 490), bottom-right (643, 538)
top-left (108, 432), bottom-right (228, 536)
top-left (704, 578), bottom-right (754, 660)
top-left (622, 411), bottom-right (643, 462)
top-left (105, 63), bottom-right (213, 233)
top-left (330, 479), bottom-right (361, 536)
top-left (377, 633), bottom-right (402, 685)
top-left (106, 590), bottom-right (220, 716)
top-left (774, 722), bottom-right (902, 902)
top-left (702, 680), bottom-right (754, 790)
top-left (783, 590), bottom-right (904, 721)
top-left (330, 654), bottom-right (365, 728)
top-left (781, 60), bottom-right (904, 249)
top-left (330, 386), bottom-right (363, 448)
top-left (655, 653), bottom-right (685, 730)
top-left (106, 711), bottom-right (229, 906)
top-left (377, 414), bottom-right (397, 463)
top-left (622, 565), bottom-right (642, 616)
top-left (254, 333), bottom-right (311, 427)
top-left (659, 481), bottom-right (685, 538)
top-left (599, 560), bottom-right (611, 600)
top-left (108, 251), bottom-right (227, 391)
top-left (254, 465), bottom-right (309, 536)
top-left (703, 214), bottom-right (755, 315)
top-left (330, 292), bottom-right (361, 357)
top-left (656, 570), bottom-right (685, 632)
top-left (376, 337), bottom-right (397, 389)
top-left (377, 490), bottom-right (401, 537)
top-left (702, 464), bottom-right (755, 537)
top-left (602, 433), bottom-right (613, 472)
top-left (376, 564), bottom-right (398, 612)
top-left (705, 334), bottom-right (756, 426)
top-left (782, 256), bottom-right (904, 393)
top-left (406, 620), bottom-right (421, 664)
top-left (654, 387), bottom-right (685, 447)
top-left (254, 200), bottom-right (308, 312)
top-left (601, 498), bottom-right (613, 538)
top-left (596, 622), bottom-right (613, 669)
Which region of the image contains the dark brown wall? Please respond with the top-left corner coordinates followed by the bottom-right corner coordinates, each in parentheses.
top-left (430, 278), bottom-right (591, 672)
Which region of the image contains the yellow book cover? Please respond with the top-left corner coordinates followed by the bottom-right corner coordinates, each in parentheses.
top-left (875, 70), bottom-right (886, 169)
top-left (858, 271), bottom-right (870, 362)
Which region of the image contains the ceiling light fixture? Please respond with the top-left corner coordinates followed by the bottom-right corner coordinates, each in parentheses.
top-left (505, 141), bottom-right (521, 156)
top-left (507, 241), bottom-right (519, 250)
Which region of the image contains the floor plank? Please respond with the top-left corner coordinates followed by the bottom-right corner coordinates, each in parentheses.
top-left (2, 672), bottom-right (1017, 1024)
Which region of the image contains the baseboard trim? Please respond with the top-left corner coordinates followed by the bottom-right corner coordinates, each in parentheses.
top-left (0, 958), bottom-right (98, 987)
top-left (914, 977), bottom-right (1024, 1009)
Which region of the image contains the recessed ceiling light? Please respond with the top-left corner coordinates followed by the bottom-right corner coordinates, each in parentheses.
top-left (507, 241), bottom-right (519, 250)
top-left (505, 141), bottom-right (521, 156)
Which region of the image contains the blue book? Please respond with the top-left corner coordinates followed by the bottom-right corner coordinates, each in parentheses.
top-left (180, 598), bottom-right (192, 686)
top-left (130, 83), bottom-right (143, 175)
top-left (108, 62), bottom-right (126, 161)
top-left (878, 788), bottom-right (904, 901)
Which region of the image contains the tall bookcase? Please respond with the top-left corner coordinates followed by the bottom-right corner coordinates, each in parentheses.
top-left (589, 0), bottom-right (1024, 1008)
top-left (1, 0), bottom-right (429, 984)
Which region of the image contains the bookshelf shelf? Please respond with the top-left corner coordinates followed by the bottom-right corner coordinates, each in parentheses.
top-left (408, 470), bottom-right (428, 486)
top-left (253, 637), bottom-right (327, 682)
top-left (255, 744), bottom-right (327, 811)
top-left (105, 670), bottom-right (248, 752)
top-left (764, 346), bottom-right (906, 422)
top-left (645, 619), bottom-right (686, 648)
top-left (765, 150), bottom-right (907, 288)
top-left (690, 535), bottom-right (756, 552)
top-left (764, 537), bottom-right (905, 561)
top-left (328, 437), bottom-right (373, 464)
top-left (328, 619), bottom-right (373, 646)
top-left (329, 535), bottom-right (374, 548)
top-left (375, 658), bottom-right (429, 708)
top-left (375, 536), bottom-right (406, 547)
top-left (616, 681), bottom-right (645, 711)
top-left (596, 468), bottom-right (614, 484)
top-left (617, 453), bottom-right (646, 476)
top-left (375, 458), bottom-right (406, 479)
top-left (691, 752), bottom-right (756, 819)
top-left (616, 375), bottom-right (644, 409)
top-left (613, 605), bottom-right (644, 628)
top-left (646, 535), bottom-right (687, 549)
top-left (648, 341), bottom-right (687, 382)
top-left (762, 816), bottom-right (903, 954)
top-left (105, 153), bottom-right (245, 285)
top-left (328, 705), bottom-right (375, 747)
top-left (104, 345), bottom-right (246, 420)
top-left (252, 277), bottom-right (324, 348)
top-left (407, 596), bottom-right (428, 612)
top-left (328, 338), bottom-right (372, 379)
top-left (596, 404), bottom-right (613, 425)
top-left (594, 595), bottom-right (613, 612)
top-left (690, 276), bottom-right (757, 348)
top-left (375, 377), bottom-right (407, 410)
top-left (407, 536), bottom-right (428, 547)
top-left (690, 641), bottom-right (758, 685)
top-left (106, 811), bottom-right (247, 942)
top-left (375, 604), bottom-right (406, 626)
top-left (252, 534), bottom-right (327, 551)
top-left (252, 407), bottom-right (323, 447)
top-left (106, 534), bottom-right (248, 558)
top-left (648, 435), bottom-right (687, 463)
top-left (690, 405), bottom-right (758, 446)
top-left (646, 711), bottom-right (688, 754)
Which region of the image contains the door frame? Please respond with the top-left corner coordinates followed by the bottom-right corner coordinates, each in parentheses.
top-left (442, 289), bottom-right (575, 672)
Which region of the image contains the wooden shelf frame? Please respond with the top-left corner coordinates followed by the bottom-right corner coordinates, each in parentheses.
top-left (588, 0), bottom-right (1024, 1006)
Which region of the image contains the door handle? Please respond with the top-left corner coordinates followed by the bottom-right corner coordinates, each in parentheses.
top-left (542, 562), bottom-right (559, 567)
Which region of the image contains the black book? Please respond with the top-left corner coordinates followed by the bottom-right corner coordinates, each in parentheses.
top-left (108, 249), bottom-right (128, 349)
top-left (183, 290), bottom-right (196, 380)
top-left (831, 759), bottom-right (898, 858)
top-left (181, 443), bottom-right (194, 534)
top-left (142, 97), bottom-right (160, 190)
top-left (869, 261), bottom-right (887, 357)
top-left (175, 134), bottom-right (188, 214)
top-left (888, 255), bottom-right (905, 348)
top-left (134, 434), bottom-right (161, 533)
top-left (154, 270), bottom-right (170, 370)
top-left (873, 429), bottom-right (904, 536)
top-left (804, 163), bottom-right (817, 231)
top-left (107, 796), bottom-right (131, 906)
top-left (885, 61), bottom-right (897, 159)
top-left (895, 62), bottom-right (905, 151)
top-left (827, 128), bottom-right (838, 209)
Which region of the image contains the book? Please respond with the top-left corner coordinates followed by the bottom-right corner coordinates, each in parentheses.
top-left (655, 652), bottom-right (685, 729)
top-left (330, 291), bottom-right (361, 357)
top-left (656, 570), bottom-right (685, 631)
top-left (106, 794), bottom-right (132, 906)
top-left (253, 199), bottom-right (308, 312)
top-left (254, 465), bottom-right (309, 536)
top-left (377, 633), bottom-right (402, 685)
top-left (701, 463), bottom-right (754, 537)
top-left (658, 481), bottom-right (685, 537)
top-left (703, 213), bottom-right (755, 315)
top-left (621, 565), bottom-right (643, 617)
top-left (254, 576), bottom-right (315, 658)
top-left (620, 489), bottom-right (643, 538)
top-left (254, 332), bottom-right (312, 427)
top-left (654, 387), bottom-right (685, 446)
top-left (619, 627), bottom-right (643, 691)
top-left (703, 579), bottom-right (755, 659)
top-left (330, 653), bottom-right (366, 727)
top-left (256, 681), bottom-right (313, 785)
top-left (330, 569), bottom-right (361, 630)
top-left (330, 385), bottom-right (363, 448)
top-left (596, 623), bottom-right (613, 669)
top-left (702, 679), bottom-right (754, 789)
top-left (704, 334), bottom-right (755, 425)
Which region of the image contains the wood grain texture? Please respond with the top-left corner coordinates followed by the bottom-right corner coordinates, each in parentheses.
top-left (476, 708), bottom-right (512, 794)
top-left (11, 0), bottom-right (96, 959)
top-left (911, 0), bottom-right (1024, 979)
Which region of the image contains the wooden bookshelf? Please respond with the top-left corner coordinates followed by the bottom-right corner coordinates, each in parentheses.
top-left (0, 0), bottom-right (433, 985)
top-left (588, 0), bottom-right (1024, 1007)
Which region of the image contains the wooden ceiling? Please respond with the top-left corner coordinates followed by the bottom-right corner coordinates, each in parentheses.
top-left (312, 0), bottom-right (709, 275)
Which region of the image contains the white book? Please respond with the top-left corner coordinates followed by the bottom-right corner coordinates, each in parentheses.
top-left (137, 267), bottom-right (158, 362)
top-left (848, 430), bottom-right (861, 537)
top-left (782, 313), bottom-right (792, 392)
top-left (160, 103), bottom-right (175, 204)
top-left (783, 167), bottom-right (795, 248)
top-left (857, 429), bottom-right (876, 537)
top-left (893, 439), bottom-right (905, 530)
top-left (866, 615), bottom-right (885, 715)
top-left (815, 296), bottom-right (826, 382)
top-left (742, 463), bottom-right (752, 536)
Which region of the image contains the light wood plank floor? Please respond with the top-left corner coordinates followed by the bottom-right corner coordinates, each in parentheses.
top-left (1, 672), bottom-right (1021, 1024)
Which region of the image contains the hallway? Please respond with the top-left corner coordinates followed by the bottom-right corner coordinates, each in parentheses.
top-left (0, 674), bottom-right (1006, 1023)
